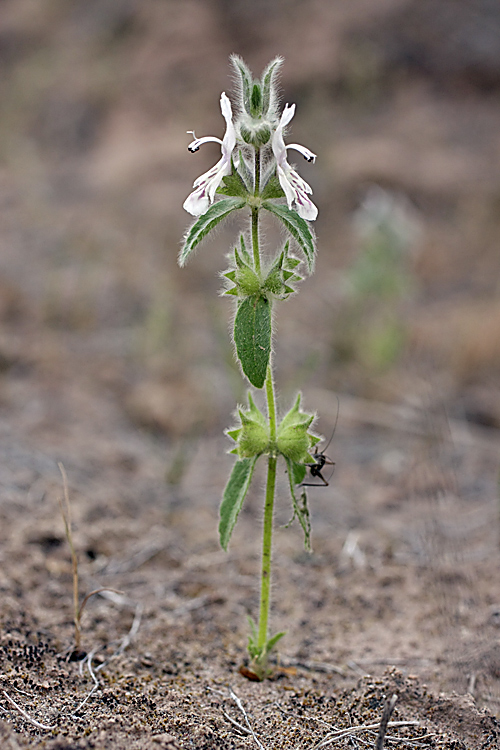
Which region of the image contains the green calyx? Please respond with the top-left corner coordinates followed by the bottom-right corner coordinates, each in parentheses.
top-left (262, 243), bottom-right (303, 299)
top-left (231, 54), bottom-right (282, 122)
top-left (230, 55), bottom-right (283, 148)
top-left (222, 238), bottom-right (303, 300)
top-left (240, 122), bottom-right (272, 147)
top-left (227, 393), bottom-right (270, 458)
top-left (276, 393), bottom-right (320, 463)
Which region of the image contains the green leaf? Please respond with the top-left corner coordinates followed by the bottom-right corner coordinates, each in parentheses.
top-left (217, 169), bottom-right (249, 198)
top-left (234, 296), bottom-right (272, 389)
top-left (247, 615), bottom-right (258, 643)
top-left (236, 150), bottom-right (254, 191)
top-left (284, 255), bottom-right (301, 270)
top-left (239, 234), bottom-right (251, 264)
top-left (290, 460), bottom-right (307, 486)
top-left (179, 198), bottom-right (245, 266)
top-left (261, 175), bottom-right (285, 200)
top-left (265, 631), bottom-right (286, 654)
top-left (219, 456), bottom-right (258, 551)
top-left (234, 244), bottom-right (245, 268)
top-left (226, 428), bottom-right (241, 442)
top-left (263, 202), bottom-right (316, 272)
top-left (247, 615), bottom-right (259, 656)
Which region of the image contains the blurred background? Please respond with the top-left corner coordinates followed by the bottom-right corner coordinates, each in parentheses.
top-left (1, 0), bottom-right (500, 453)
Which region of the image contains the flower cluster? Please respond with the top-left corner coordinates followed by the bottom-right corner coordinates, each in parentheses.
top-left (183, 56), bottom-right (318, 222)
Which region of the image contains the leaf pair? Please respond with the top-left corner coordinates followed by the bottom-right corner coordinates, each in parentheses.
top-left (180, 198), bottom-right (316, 273)
top-left (219, 454), bottom-right (312, 553)
top-left (247, 616), bottom-right (286, 676)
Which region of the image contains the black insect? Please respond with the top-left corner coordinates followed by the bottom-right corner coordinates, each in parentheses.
top-left (300, 400), bottom-right (338, 487)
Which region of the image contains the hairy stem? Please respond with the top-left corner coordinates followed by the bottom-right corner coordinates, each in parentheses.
top-left (253, 144), bottom-right (278, 667)
top-left (251, 148), bottom-right (261, 274)
top-left (256, 369), bottom-right (277, 659)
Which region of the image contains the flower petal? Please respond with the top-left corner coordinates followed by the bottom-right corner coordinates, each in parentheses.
top-left (286, 144), bottom-right (316, 163)
top-left (183, 183), bottom-right (210, 216)
top-left (187, 134), bottom-right (223, 153)
top-left (183, 92), bottom-right (237, 216)
top-left (280, 103), bottom-right (296, 129)
top-left (271, 102), bottom-right (318, 221)
top-left (277, 164), bottom-right (317, 221)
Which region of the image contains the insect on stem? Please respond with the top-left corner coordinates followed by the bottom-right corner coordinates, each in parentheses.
top-left (300, 397), bottom-right (339, 487)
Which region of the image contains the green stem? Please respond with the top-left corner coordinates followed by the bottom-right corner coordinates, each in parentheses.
top-left (251, 148), bottom-right (261, 274)
top-left (252, 144), bottom-right (278, 667)
top-left (256, 365), bottom-right (277, 656)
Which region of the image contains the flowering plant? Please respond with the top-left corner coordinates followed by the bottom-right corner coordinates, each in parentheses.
top-left (180, 56), bottom-right (322, 680)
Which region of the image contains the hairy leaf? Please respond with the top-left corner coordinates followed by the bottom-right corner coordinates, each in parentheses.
top-left (290, 460), bottom-right (307, 486)
top-left (179, 198), bottom-right (245, 266)
top-left (261, 175), bottom-right (286, 201)
top-left (219, 456), bottom-right (258, 551)
top-left (263, 202), bottom-right (316, 272)
top-left (217, 169), bottom-right (249, 198)
top-left (234, 296), bottom-right (271, 389)
top-left (265, 631), bottom-right (286, 654)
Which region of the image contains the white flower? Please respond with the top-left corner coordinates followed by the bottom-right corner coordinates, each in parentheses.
top-left (271, 103), bottom-right (318, 221)
top-left (183, 92), bottom-right (237, 216)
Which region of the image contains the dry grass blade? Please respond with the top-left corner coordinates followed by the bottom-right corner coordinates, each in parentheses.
top-left (111, 602), bottom-right (143, 658)
top-left (58, 463), bottom-right (126, 656)
top-left (68, 604), bottom-right (142, 721)
top-left (70, 651), bottom-right (100, 718)
top-left (58, 462), bottom-right (81, 652)
top-left (311, 720), bottom-right (420, 750)
top-left (222, 710), bottom-right (252, 735)
top-left (228, 688), bottom-right (267, 750)
top-left (2, 690), bottom-right (57, 731)
top-left (77, 587), bottom-right (124, 625)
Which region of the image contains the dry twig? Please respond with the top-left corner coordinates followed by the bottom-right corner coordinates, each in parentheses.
top-left (375, 694), bottom-right (398, 750)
